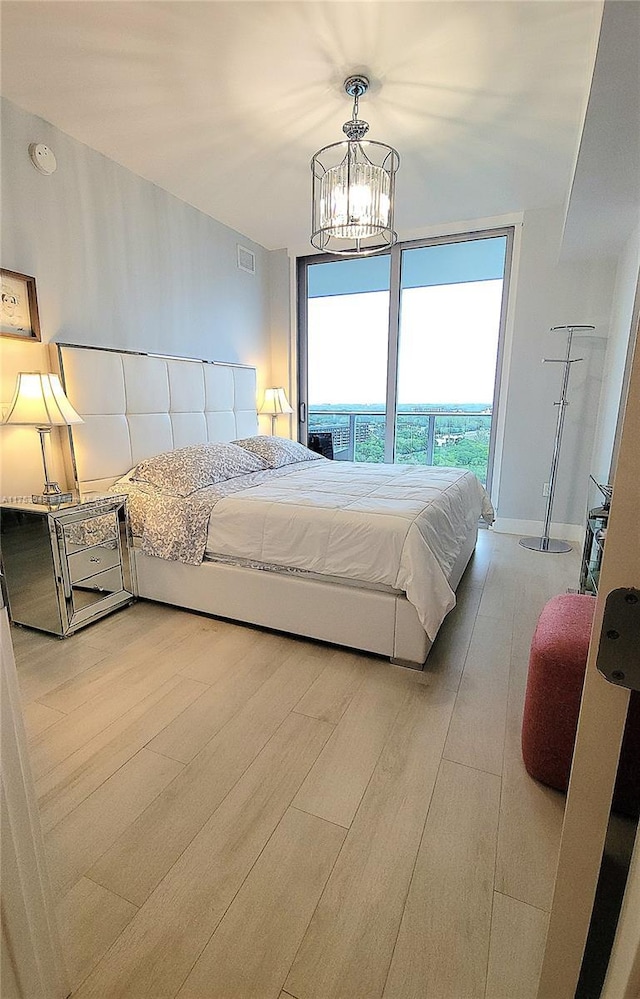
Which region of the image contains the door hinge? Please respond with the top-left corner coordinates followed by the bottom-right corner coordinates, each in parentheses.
top-left (596, 587), bottom-right (640, 693)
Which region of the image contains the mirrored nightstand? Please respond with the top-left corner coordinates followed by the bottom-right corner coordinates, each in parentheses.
top-left (0, 495), bottom-right (136, 636)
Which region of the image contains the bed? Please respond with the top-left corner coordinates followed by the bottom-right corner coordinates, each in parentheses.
top-left (56, 343), bottom-right (493, 667)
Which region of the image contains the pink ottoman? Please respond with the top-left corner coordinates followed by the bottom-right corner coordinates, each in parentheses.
top-left (522, 593), bottom-right (640, 817)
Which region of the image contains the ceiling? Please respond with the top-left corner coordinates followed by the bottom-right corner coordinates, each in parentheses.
top-left (1, 1), bottom-right (603, 253)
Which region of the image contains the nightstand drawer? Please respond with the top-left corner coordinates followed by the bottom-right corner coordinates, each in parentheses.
top-left (71, 565), bottom-right (124, 610)
top-left (63, 512), bottom-right (119, 555)
top-left (68, 542), bottom-right (121, 583)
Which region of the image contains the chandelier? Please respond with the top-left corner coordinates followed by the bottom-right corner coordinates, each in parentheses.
top-left (311, 75), bottom-right (400, 257)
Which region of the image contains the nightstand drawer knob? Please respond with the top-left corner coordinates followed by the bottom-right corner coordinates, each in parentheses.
top-left (89, 556), bottom-right (101, 563)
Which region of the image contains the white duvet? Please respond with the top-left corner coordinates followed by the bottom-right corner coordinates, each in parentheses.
top-left (204, 461), bottom-right (493, 640)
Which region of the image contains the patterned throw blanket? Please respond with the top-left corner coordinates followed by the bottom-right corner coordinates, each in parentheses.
top-left (112, 465), bottom-right (302, 564)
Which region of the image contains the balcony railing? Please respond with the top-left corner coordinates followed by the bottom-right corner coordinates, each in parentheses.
top-left (308, 409), bottom-right (492, 484)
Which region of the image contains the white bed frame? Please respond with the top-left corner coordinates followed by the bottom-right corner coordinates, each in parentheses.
top-left (57, 343), bottom-right (477, 667)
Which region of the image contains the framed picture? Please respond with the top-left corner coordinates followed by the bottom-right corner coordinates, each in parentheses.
top-left (1, 269), bottom-right (41, 340)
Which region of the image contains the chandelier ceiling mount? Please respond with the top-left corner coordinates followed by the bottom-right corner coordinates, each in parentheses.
top-left (342, 76), bottom-right (370, 141)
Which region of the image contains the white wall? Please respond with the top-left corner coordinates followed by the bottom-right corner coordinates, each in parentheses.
top-left (558, 0), bottom-right (640, 506)
top-left (1, 98), bottom-right (280, 495)
top-left (494, 204), bottom-right (615, 533)
top-left (266, 247), bottom-right (294, 439)
top-left (590, 223), bottom-right (640, 486)
top-left (0, 98), bottom-right (271, 362)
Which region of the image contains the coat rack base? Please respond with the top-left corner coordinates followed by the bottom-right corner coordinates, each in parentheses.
top-left (519, 536), bottom-right (573, 554)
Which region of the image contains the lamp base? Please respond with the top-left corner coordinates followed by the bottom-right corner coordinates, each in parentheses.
top-left (32, 492), bottom-right (73, 506)
top-left (519, 536), bottom-right (572, 554)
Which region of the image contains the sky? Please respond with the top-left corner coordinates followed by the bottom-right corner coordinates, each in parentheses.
top-left (307, 279), bottom-right (504, 406)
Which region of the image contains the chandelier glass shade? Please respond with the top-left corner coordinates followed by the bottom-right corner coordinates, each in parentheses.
top-left (311, 76), bottom-right (399, 257)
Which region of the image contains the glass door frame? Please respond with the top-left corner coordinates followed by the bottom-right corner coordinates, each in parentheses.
top-left (297, 225), bottom-right (515, 495)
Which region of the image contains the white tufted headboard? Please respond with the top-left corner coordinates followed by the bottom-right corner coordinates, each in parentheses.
top-left (57, 344), bottom-right (258, 497)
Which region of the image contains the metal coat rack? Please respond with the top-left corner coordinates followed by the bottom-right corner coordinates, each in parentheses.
top-left (520, 324), bottom-right (595, 553)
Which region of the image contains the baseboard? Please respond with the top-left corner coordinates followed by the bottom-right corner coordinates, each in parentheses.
top-left (492, 518), bottom-right (584, 544)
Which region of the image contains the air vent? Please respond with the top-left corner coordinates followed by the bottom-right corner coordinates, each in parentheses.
top-left (237, 245), bottom-right (256, 275)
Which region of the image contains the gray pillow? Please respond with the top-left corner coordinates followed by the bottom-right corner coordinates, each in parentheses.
top-left (130, 442), bottom-right (267, 496)
top-left (233, 435), bottom-right (324, 469)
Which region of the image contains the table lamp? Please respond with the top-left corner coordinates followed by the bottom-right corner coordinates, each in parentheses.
top-left (259, 387), bottom-right (293, 435)
top-left (3, 371), bottom-right (83, 505)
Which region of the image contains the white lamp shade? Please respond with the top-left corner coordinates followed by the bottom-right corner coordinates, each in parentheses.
top-left (259, 387), bottom-right (293, 417)
top-left (3, 372), bottom-right (83, 426)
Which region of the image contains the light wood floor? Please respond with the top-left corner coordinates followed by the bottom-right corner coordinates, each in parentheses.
top-left (14, 530), bottom-right (581, 999)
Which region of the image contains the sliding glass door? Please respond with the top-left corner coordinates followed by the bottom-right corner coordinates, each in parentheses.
top-left (298, 228), bottom-right (513, 489)
top-left (395, 237), bottom-right (508, 485)
top-left (302, 255), bottom-right (391, 462)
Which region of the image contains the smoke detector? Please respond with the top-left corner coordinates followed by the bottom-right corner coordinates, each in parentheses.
top-left (29, 143), bottom-right (57, 175)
